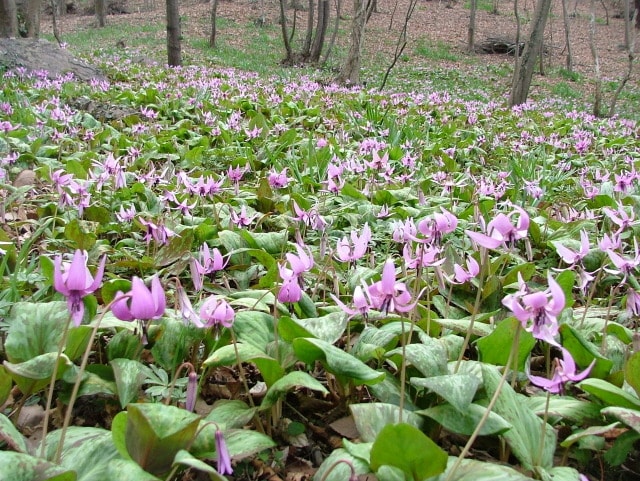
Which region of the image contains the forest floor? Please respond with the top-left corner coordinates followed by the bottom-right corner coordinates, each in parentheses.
top-left (40, 0), bottom-right (639, 109)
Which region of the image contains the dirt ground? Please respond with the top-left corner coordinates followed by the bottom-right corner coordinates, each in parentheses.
top-left (40, 0), bottom-right (638, 100)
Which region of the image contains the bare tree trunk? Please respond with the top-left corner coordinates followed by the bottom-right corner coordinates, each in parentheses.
top-left (561, 0), bottom-right (572, 71)
top-left (25, 0), bottom-right (41, 38)
top-left (337, 0), bottom-right (375, 84)
top-left (49, 0), bottom-right (62, 43)
top-left (609, 10), bottom-right (636, 115)
top-left (0, 0), bottom-right (19, 37)
top-left (209, 0), bottom-right (218, 47)
top-left (95, 0), bottom-right (106, 27)
top-left (310, 0), bottom-right (329, 62)
top-left (589, 0), bottom-right (602, 115)
top-left (509, 0), bottom-right (552, 106)
top-left (279, 0), bottom-right (293, 61)
top-left (166, 0), bottom-right (181, 66)
top-left (321, 0), bottom-right (341, 64)
top-left (468, 0), bottom-right (477, 53)
top-left (303, 0), bottom-right (315, 57)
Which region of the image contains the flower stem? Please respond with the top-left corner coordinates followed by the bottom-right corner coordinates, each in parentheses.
top-left (535, 390), bottom-right (552, 468)
top-left (446, 325), bottom-right (522, 481)
top-left (40, 314), bottom-right (72, 458)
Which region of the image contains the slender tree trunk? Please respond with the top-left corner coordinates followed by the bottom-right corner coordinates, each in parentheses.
top-left (561, 0), bottom-right (572, 71)
top-left (279, 0), bottom-right (293, 61)
top-left (302, 0), bottom-right (314, 57)
top-left (0, 0), bottom-right (19, 37)
top-left (166, 0), bottom-right (181, 66)
top-left (25, 0), bottom-right (41, 38)
top-left (509, 0), bottom-right (552, 106)
top-left (337, 0), bottom-right (375, 84)
top-left (49, 0), bottom-right (62, 43)
top-left (321, 0), bottom-right (341, 64)
top-left (310, 0), bottom-right (329, 62)
top-left (468, 0), bottom-right (477, 53)
top-left (95, 0), bottom-right (106, 27)
top-left (589, 0), bottom-right (602, 116)
top-left (608, 8), bottom-right (636, 115)
top-left (209, 0), bottom-right (218, 47)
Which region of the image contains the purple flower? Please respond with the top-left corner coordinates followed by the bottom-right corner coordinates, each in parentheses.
top-left (285, 243), bottom-right (314, 276)
top-left (197, 296), bottom-right (235, 329)
top-left (112, 276), bottom-right (166, 321)
top-left (268, 168), bottom-right (291, 189)
top-left (554, 230), bottom-right (590, 265)
top-left (466, 206), bottom-right (529, 250)
top-left (54, 250), bottom-right (106, 326)
top-left (335, 223), bottom-right (371, 262)
top-left (215, 429), bottom-right (233, 475)
top-left (446, 256), bottom-right (480, 285)
top-left (367, 259), bottom-right (419, 314)
top-left (502, 273), bottom-right (565, 345)
top-left (331, 285), bottom-right (373, 320)
top-left (278, 268), bottom-right (303, 304)
top-left (626, 288), bottom-right (640, 316)
top-left (230, 205), bottom-right (257, 227)
top-left (190, 244), bottom-right (228, 290)
top-left (528, 348), bottom-right (594, 394)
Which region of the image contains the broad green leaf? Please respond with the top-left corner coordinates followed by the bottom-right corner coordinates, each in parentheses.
top-left (5, 302), bottom-right (68, 363)
top-left (64, 218), bottom-right (96, 250)
top-left (232, 311), bottom-right (275, 350)
top-left (482, 365), bottom-right (556, 471)
top-left (545, 466), bottom-right (587, 481)
top-left (370, 423), bottom-right (448, 481)
top-left (203, 342), bottom-right (284, 387)
top-left (224, 428), bottom-right (276, 459)
top-left (155, 229), bottom-right (194, 267)
top-left (625, 351), bottom-right (640, 398)
top-left (313, 448), bottom-right (370, 481)
top-left (279, 312), bottom-right (349, 344)
top-left (560, 422), bottom-right (620, 448)
top-left (4, 353), bottom-right (71, 395)
top-left (350, 403), bottom-right (424, 442)
top-left (102, 459), bottom-right (161, 481)
top-left (260, 371), bottom-right (328, 410)
top-left (0, 365), bottom-right (11, 407)
top-left (428, 457), bottom-right (535, 481)
top-left (352, 325), bottom-right (399, 362)
top-left (106, 329), bottom-right (143, 362)
top-left (172, 450), bottom-right (225, 479)
top-left (476, 317), bottom-right (536, 371)
top-left (111, 359), bottom-right (148, 409)
top-left (578, 378), bottom-right (640, 410)
top-left (416, 403), bottom-right (512, 436)
top-left (411, 374), bottom-right (480, 412)
top-left (559, 324), bottom-right (613, 379)
top-left (385, 340), bottom-right (448, 378)
top-left (435, 318), bottom-right (494, 337)
top-left (125, 403), bottom-right (201, 475)
top-left (293, 338), bottom-right (385, 385)
top-left (0, 412), bottom-right (29, 453)
top-left (602, 407), bottom-right (640, 434)
top-left (525, 395), bottom-right (601, 423)
top-left (342, 439), bottom-right (372, 464)
top-left (151, 317), bottom-right (202, 372)
top-left (101, 279), bottom-right (133, 305)
top-left (204, 400), bottom-right (257, 430)
top-left (65, 326), bottom-right (93, 362)
top-left (111, 411), bottom-right (131, 461)
top-left (0, 451), bottom-right (76, 481)
top-left (42, 427), bottom-right (120, 481)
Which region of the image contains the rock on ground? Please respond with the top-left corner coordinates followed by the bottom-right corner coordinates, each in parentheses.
top-left (0, 38), bottom-right (105, 82)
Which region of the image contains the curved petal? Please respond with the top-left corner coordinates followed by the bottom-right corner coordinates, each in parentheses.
top-left (380, 259), bottom-right (397, 295)
top-left (546, 274), bottom-right (566, 315)
top-left (53, 255), bottom-right (70, 296)
top-left (465, 229), bottom-right (502, 249)
top-left (87, 254), bottom-right (107, 293)
top-left (111, 292), bottom-right (134, 321)
top-left (66, 250), bottom-right (89, 291)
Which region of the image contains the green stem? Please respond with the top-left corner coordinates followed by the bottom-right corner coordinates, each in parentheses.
top-left (40, 314), bottom-right (72, 458)
top-left (54, 297), bottom-right (121, 463)
top-left (446, 325), bottom-right (522, 481)
top-left (535, 390), bottom-right (552, 469)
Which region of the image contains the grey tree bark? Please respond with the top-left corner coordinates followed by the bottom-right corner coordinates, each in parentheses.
top-left (561, 0), bottom-right (572, 71)
top-left (468, 0), bottom-right (477, 53)
top-left (309, 0), bottom-right (329, 62)
top-left (25, 0), bottom-right (42, 38)
top-left (209, 0), bottom-right (218, 47)
top-left (337, 0), bottom-right (375, 84)
top-left (0, 0), bottom-right (19, 37)
top-left (509, 0), bottom-right (552, 106)
top-left (166, 0), bottom-right (181, 66)
top-left (95, 0), bottom-right (106, 27)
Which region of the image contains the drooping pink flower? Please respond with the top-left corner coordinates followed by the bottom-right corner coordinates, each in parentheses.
top-left (555, 230), bottom-right (590, 265)
top-left (215, 429), bottom-right (233, 475)
top-left (335, 223), bottom-right (371, 262)
top-left (502, 273), bottom-right (564, 346)
top-left (466, 206), bottom-right (529, 250)
top-left (190, 244), bottom-right (228, 290)
top-left (197, 296), bottom-right (235, 329)
top-left (528, 348), bottom-right (594, 394)
top-left (54, 250), bottom-right (106, 326)
top-left (112, 276), bottom-right (166, 322)
top-left (331, 285), bottom-right (373, 320)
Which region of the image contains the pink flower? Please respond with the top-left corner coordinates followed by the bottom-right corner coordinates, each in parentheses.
top-left (335, 223), bottom-right (371, 262)
top-left (54, 250), bottom-right (106, 326)
top-left (331, 285), bottom-right (373, 320)
top-left (367, 259), bottom-right (419, 314)
top-left (554, 230), bottom-right (590, 265)
top-left (502, 273), bottom-right (564, 345)
top-left (466, 206), bottom-right (529, 250)
top-left (190, 244), bottom-right (228, 290)
top-left (268, 168), bottom-right (291, 189)
top-left (215, 429), bottom-right (233, 475)
top-left (197, 296), bottom-right (235, 328)
top-left (528, 348), bottom-right (594, 394)
top-left (446, 256), bottom-right (480, 284)
top-left (112, 276), bottom-right (166, 322)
